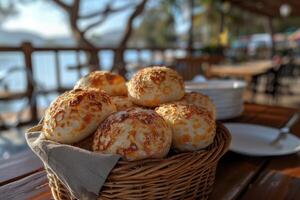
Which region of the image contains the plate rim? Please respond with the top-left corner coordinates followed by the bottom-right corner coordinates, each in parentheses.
top-left (185, 80), bottom-right (247, 90)
top-left (224, 123), bottom-right (300, 156)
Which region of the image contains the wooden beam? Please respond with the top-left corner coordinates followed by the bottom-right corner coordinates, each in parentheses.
top-left (227, 0), bottom-right (300, 17)
top-left (21, 42), bottom-right (38, 122)
top-left (228, 0), bottom-right (274, 17)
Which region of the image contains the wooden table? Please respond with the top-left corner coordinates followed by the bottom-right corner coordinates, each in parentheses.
top-left (1, 103), bottom-right (300, 200)
top-left (210, 60), bottom-right (274, 81)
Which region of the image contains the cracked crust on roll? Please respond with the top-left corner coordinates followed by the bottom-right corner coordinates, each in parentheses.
top-left (74, 71), bottom-right (127, 96)
top-left (93, 107), bottom-right (172, 161)
top-left (127, 66), bottom-right (185, 107)
top-left (43, 89), bottom-right (116, 144)
top-left (179, 92), bottom-right (216, 119)
top-left (110, 95), bottom-right (136, 111)
top-left (155, 103), bottom-right (216, 152)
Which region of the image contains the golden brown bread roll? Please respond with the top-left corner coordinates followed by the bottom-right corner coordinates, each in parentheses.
top-left (74, 71), bottom-right (127, 96)
top-left (127, 66), bottom-right (185, 107)
top-left (43, 89), bottom-right (116, 144)
top-left (110, 95), bottom-right (135, 111)
top-left (93, 107), bottom-right (172, 161)
top-left (155, 103), bottom-right (216, 152)
top-left (180, 92), bottom-right (216, 119)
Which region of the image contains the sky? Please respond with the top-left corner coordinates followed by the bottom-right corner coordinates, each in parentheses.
top-left (0, 0), bottom-right (190, 41)
top-left (1, 0), bottom-right (137, 38)
top-left (2, 1), bottom-right (71, 37)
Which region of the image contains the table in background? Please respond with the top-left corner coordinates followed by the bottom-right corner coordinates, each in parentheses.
top-left (1, 103), bottom-right (300, 200)
top-left (209, 60), bottom-right (273, 81)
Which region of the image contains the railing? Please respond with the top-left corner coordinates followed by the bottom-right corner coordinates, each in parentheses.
top-left (0, 42), bottom-right (190, 129)
top-left (0, 42), bottom-right (225, 129)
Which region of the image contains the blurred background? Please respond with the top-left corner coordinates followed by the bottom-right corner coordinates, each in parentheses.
top-left (1, 0), bottom-right (300, 158)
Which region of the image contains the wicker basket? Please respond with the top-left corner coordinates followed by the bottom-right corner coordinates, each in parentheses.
top-left (46, 122), bottom-right (231, 200)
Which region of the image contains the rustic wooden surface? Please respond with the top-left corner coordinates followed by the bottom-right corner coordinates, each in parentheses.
top-left (0, 150), bottom-right (43, 186)
top-left (0, 103), bottom-right (299, 200)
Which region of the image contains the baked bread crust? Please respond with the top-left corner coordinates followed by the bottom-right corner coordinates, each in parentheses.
top-left (127, 66), bottom-right (185, 107)
top-left (111, 96), bottom-right (135, 111)
top-left (43, 89), bottom-right (116, 144)
top-left (74, 71), bottom-right (127, 96)
top-left (180, 92), bottom-right (216, 119)
top-left (93, 107), bottom-right (172, 161)
top-left (155, 103), bottom-right (216, 151)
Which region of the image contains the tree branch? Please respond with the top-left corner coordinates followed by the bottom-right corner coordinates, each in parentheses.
top-left (81, 2), bottom-right (137, 34)
top-left (119, 0), bottom-right (148, 47)
top-left (52, 0), bottom-right (71, 11)
top-left (79, 2), bottom-right (137, 19)
top-left (82, 16), bottom-right (108, 34)
top-left (111, 0), bottom-right (148, 74)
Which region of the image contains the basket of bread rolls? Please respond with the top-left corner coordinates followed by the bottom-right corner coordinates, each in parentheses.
top-left (40, 66), bottom-right (231, 200)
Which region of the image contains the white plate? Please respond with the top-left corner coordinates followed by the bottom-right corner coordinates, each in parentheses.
top-left (195, 89), bottom-right (244, 96)
top-left (185, 80), bottom-right (246, 91)
top-left (185, 80), bottom-right (245, 110)
top-left (225, 123), bottom-right (300, 156)
top-left (186, 90), bottom-right (244, 101)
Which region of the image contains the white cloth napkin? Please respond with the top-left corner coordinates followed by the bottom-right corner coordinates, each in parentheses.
top-left (25, 125), bottom-right (120, 200)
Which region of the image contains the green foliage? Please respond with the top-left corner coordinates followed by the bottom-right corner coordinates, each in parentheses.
top-left (131, 1), bottom-right (177, 46)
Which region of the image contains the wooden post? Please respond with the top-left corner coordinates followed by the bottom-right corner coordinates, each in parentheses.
top-left (187, 0), bottom-right (194, 56)
top-left (76, 50), bottom-right (82, 79)
top-left (54, 50), bottom-right (62, 90)
top-left (21, 42), bottom-right (38, 122)
top-left (87, 50), bottom-right (99, 72)
top-left (267, 17), bottom-right (275, 57)
top-left (160, 50), bottom-right (166, 64)
top-left (137, 50), bottom-right (142, 66)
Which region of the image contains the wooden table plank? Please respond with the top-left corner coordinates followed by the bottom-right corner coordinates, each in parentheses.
top-left (241, 154), bottom-right (300, 200)
top-left (0, 171), bottom-right (50, 200)
top-left (211, 104), bottom-right (296, 200)
top-left (210, 153), bottom-right (268, 200)
top-left (0, 150), bottom-right (43, 186)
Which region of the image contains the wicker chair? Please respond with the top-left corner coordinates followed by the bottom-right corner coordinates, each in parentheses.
top-left (174, 56), bottom-right (224, 81)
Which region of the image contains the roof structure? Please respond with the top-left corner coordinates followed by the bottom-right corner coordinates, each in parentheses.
top-left (226, 0), bottom-right (300, 17)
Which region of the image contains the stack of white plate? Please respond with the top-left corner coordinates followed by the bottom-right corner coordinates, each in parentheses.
top-left (185, 80), bottom-right (247, 120)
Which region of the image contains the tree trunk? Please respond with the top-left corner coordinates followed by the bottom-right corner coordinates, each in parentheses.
top-left (70, 0), bottom-right (99, 72)
top-left (112, 0), bottom-right (147, 76)
top-left (187, 0), bottom-right (194, 56)
top-left (113, 49), bottom-right (126, 75)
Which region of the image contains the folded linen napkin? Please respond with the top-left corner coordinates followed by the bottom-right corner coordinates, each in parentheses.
top-left (25, 124), bottom-right (120, 200)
